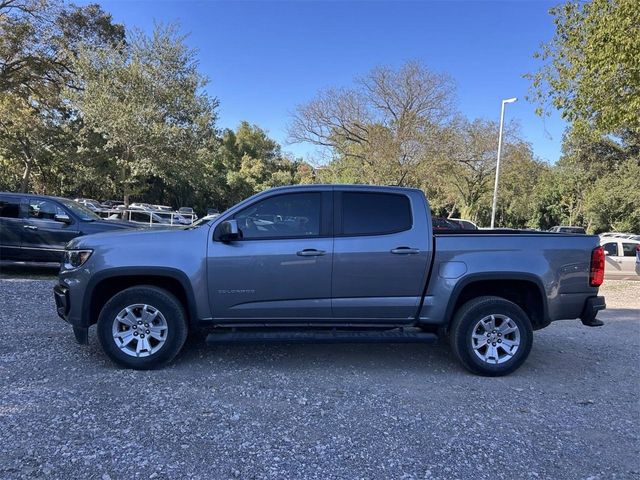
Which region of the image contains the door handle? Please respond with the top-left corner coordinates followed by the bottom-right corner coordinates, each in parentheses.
top-left (297, 249), bottom-right (326, 257)
top-left (23, 225), bottom-right (38, 231)
top-left (391, 247), bottom-right (420, 255)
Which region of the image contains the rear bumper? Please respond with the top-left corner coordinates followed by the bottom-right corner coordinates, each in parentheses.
top-left (580, 295), bottom-right (606, 323)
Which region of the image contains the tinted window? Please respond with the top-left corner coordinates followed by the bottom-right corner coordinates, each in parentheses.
top-left (234, 192), bottom-right (321, 239)
top-left (28, 199), bottom-right (65, 221)
top-left (622, 243), bottom-right (638, 257)
top-left (0, 198), bottom-right (20, 218)
top-left (342, 192), bottom-right (412, 236)
top-left (130, 212), bottom-right (150, 223)
top-left (602, 242), bottom-right (618, 256)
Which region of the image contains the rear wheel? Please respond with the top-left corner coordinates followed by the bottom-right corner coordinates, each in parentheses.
top-left (97, 286), bottom-right (188, 369)
top-left (449, 296), bottom-right (533, 376)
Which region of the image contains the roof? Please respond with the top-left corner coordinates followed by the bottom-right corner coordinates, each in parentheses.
top-left (263, 184), bottom-right (423, 194)
top-left (0, 191), bottom-right (69, 202)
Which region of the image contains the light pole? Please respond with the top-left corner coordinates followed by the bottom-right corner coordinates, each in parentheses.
top-left (490, 97), bottom-right (517, 229)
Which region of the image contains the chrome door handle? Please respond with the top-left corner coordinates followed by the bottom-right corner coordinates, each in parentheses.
top-left (391, 247), bottom-right (420, 255)
top-left (297, 249), bottom-right (326, 257)
top-left (23, 225), bottom-right (38, 231)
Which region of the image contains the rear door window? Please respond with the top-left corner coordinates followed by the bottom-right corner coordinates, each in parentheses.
top-left (622, 243), bottom-right (638, 257)
top-left (0, 197), bottom-right (21, 218)
top-left (341, 192), bottom-right (412, 236)
top-left (602, 242), bottom-right (619, 256)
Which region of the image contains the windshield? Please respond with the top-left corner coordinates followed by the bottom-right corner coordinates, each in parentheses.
top-left (59, 198), bottom-right (101, 221)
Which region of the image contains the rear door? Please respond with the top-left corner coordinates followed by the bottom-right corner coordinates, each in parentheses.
top-left (23, 198), bottom-right (79, 262)
top-left (331, 189), bottom-right (432, 320)
top-left (0, 195), bottom-right (24, 260)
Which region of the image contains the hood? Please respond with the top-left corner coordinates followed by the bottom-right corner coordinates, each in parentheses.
top-left (78, 218), bottom-right (143, 236)
top-left (92, 218), bottom-right (141, 229)
top-left (68, 224), bottom-right (196, 250)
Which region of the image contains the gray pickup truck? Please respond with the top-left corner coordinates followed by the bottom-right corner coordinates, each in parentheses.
top-left (53, 185), bottom-right (606, 375)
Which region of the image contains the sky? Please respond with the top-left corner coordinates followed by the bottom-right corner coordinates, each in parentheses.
top-left (85, 0), bottom-right (567, 164)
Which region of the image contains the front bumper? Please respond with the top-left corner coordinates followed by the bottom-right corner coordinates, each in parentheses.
top-left (53, 284), bottom-right (70, 320)
top-left (53, 280), bottom-right (89, 344)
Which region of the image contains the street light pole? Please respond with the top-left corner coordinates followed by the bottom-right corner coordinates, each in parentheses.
top-left (490, 97), bottom-right (517, 229)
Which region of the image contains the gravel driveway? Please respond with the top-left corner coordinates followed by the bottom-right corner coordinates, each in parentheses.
top-left (0, 275), bottom-right (638, 480)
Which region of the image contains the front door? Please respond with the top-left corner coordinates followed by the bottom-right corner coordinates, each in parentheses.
top-left (602, 241), bottom-right (623, 277)
top-left (23, 198), bottom-right (79, 262)
top-left (331, 189), bottom-right (432, 320)
top-left (208, 190), bottom-right (333, 320)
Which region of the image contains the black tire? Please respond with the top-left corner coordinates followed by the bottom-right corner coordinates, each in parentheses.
top-left (97, 286), bottom-right (188, 370)
top-left (449, 296), bottom-right (533, 376)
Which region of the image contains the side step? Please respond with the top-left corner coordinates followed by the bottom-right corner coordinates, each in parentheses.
top-left (206, 328), bottom-right (438, 345)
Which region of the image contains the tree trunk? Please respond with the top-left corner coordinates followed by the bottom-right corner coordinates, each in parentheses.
top-left (20, 159), bottom-right (32, 192)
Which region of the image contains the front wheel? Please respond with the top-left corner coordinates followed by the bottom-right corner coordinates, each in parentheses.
top-left (449, 296), bottom-right (533, 376)
top-left (97, 286), bottom-right (188, 369)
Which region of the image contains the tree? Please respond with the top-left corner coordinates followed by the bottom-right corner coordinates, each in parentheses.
top-left (72, 24), bottom-right (219, 205)
top-left (528, 0), bottom-right (640, 138)
top-left (218, 122), bottom-right (310, 208)
top-left (584, 159), bottom-right (640, 233)
top-left (288, 61), bottom-right (455, 186)
top-left (494, 144), bottom-right (547, 229)
top-left (442, 118), bottom-right (502, 221)
top-left (0, 0), bottom-right (124, 191)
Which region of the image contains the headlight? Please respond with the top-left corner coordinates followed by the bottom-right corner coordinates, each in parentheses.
top-left (63, 249), bottom-right (93, 270)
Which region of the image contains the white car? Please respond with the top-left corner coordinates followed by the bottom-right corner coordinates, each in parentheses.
top-left (600, 237), bottom-right (640, 279)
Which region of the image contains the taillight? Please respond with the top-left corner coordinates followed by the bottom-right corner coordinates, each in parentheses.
top-left (589, 246), bottom-right (605, 287)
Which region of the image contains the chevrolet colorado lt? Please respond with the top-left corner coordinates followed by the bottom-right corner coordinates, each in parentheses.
top-left (53, 185), bottom-right (606, 376)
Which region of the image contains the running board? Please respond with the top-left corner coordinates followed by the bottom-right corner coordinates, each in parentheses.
top-left (206, 328), bottom-right (438, 345)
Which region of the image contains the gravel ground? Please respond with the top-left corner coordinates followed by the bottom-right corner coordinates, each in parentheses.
top-left (0, 275), bottom-right (638, 480)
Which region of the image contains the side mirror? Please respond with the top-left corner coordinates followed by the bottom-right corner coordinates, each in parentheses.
top-left (604, 251), bottom-right (611, 256)
top-left (54, 213), bottom-right (71, 224)
top-left (218, 219), bottom-right (241, 242)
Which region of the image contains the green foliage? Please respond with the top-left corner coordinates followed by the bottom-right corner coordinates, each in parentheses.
top-left (529, 0), bottom-right (640, 138)
top-left (584, 159), bottom-right (640, 233)
top-left (0, 0), bottom-right (124, 192)
top-left (71, 24), bottom-right (219, 205)
top-left (219, 122), bottom-right (311, 209)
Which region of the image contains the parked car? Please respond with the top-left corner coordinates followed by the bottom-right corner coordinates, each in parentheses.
top-left (54, 185), bottom-right (606, 376)
top-left (100, 200), bottom-right (124, 208)
top-left (74, 198), bottom-right (105, 213)
top-left (154, 211), bottom-right (191, 225)
top-left (600, 237), bottom-right (640, 279)
top-left (129, 202), bottom-right (155, 211)
top-left (0, 192), bottom-right (137, 263)
top-left (432, 217), bottom-right (462, 231)
top-left (600, 232), bottom-right (639, 240)
top-left (108, 209), bottom-right (175, 228)
top-left (178, 207), bottom-right (198, 223)
top-left (153, 205), bottom-right (174, 213)
top-left (447, 218), bottom-right (478, 230)
top-left (549, 226), bottom-right (586, 234)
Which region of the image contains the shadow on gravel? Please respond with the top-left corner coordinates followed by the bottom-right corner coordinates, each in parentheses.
top-left (174, 336), bottom-right (459, 374)
top-left (0, 261), bottom-right (59, 279)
